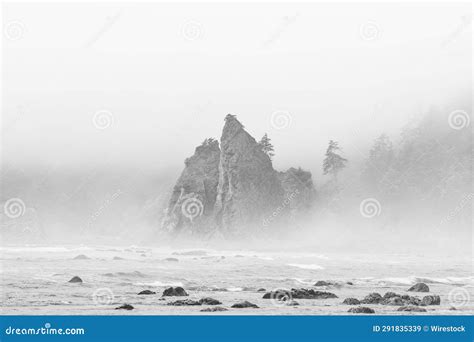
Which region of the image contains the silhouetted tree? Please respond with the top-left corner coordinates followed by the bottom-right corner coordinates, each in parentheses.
top-left (323, 140), bottom-right (347, 180)
top-left (258, 133), bottom-right (275, 160)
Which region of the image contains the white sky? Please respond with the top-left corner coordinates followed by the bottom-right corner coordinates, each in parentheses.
top-left (2, 2), bottom-right (472, 175)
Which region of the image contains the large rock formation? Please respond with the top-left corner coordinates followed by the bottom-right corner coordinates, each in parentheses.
top-left (214, 114), bottom-right (287, 235)
top-left (162, 114), bottom-right (315, 237)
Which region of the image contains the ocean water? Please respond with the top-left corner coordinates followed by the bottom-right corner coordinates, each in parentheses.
top-left (1, 245), bottom-right (473, 315)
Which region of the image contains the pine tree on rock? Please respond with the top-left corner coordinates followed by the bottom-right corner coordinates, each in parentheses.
top-left (258, 133), bottom-right (275, 161)
top-left (323, 140), bottom-right (347, 180)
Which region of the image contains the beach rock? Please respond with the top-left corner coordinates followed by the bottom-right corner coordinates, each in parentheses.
top-left (199, 297), bottom-right (222, 305)
top-left (383, 292), bottom-right (399, 299)
top-left (263, 288), bottom-right (337, 300)
top-left (161, 138), bottom-right (221, 235)
top-left (73, 254), bottom-right (89, 260)
top-left (68, 276), bottom-right (83, 283)
top-left (314, 281), bottom-right (333, 286)
top-left (361, 293), bottom-right (383, 304)
top-left (231, 301), bottom-right (259, 308)
top-left (449, 306), bottom-right (457, 311)
top-left (383, 297), bottom-right (405, 306)
top-left (346, 282), bottom-right (354, 285)
top-left (138, 290), bottom-right (156, 295)
top-left (408, 283), bottom-right (429, 292)
top-left (421, 295), bottom-right (440, 305)
top-left (200, 307), bottom-right (228, 312)
top-left (164, 258), bottom-right (179, 262)
top-left (278, 167), bottom-right (316, 215)
top-left (113, 256), bottom-right (124, 260)
top-left (115, 304), bottom-right (134, 310)
top-left (348, 306), bottom-right (375, 314)
top-left (167, 299), bottom-right (201, 306)
top-left (257, 288), bottom-right (266, 292)
top-left (343, 298), bottom-right (360, 305)
top-left (162, 287), bottom-right (188, 297)
top-left (397, 306), bottom-right (427, 312)
top-left (285, 300), bottom-right (300, 306)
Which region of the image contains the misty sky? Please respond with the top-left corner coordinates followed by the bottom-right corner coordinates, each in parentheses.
top-left (2, 2), bottom-right (471, 176)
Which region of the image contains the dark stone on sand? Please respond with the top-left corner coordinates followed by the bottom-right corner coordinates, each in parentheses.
top-left (383, 292), bottom-right (399, 299)
top-left (167, 299), bottom-right (201, 306)
top-left (73, 254), bottom-right (89, 260)
top-left (421, 295), bottom-right (440, 305)
top-left (138, 290), bottom-right (156, 295)
top-left (263, 288), bottom-right (337, 300)
top-left (200, 307), bottom-right (228, 312)
top-left (397, 306), bottom-right (427, 312)
top-left (343, 298), bottom-right (360, 305)
top-left (449, 306), bottom-right (457, 311)
top-left (361, 293), bottom-right (383, 304)
top-left (383, 297), bottom-right (405, 306)
top-left (199, 297), bottom-right (222, 305)
top-left (113, 256), bottom-right (124, 260)
top-left (285, 300), bottom-right (300, 306)
top-left (115, 304), bottom-right (134, 310)
top-left (162, 287), bottom-right (188, 297)
top-left (348, 306), bottom-right (375, 314)
top-left (408, 283), bottom-right (429, 292)
top-left (164, 258), bottom-right (179, 262)
top-left (231, 301), bottom-right (259, 308)
top-left (257, 288), bottom-right (266, 292)
top-left (68, 276), bottom-right (83, 283)
top-left (314, 281), bottom-right (334, 286)
top-left (346, 282), bottom-right (354, 285)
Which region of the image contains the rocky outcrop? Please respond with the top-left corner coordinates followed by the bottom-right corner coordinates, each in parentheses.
top-left (214, 115), bottom-right (287, 235)
top-left (263, 288), bottom-right (337, 300)
top-left (348, 306), bottom-right (375, 314)
top-left (231, 301), bottom-right (259, 308)
top-left (68, 276), bottom-right (83, 283)
top-left (162, 114), bottom-right (315, 236)
top-left (162, 287), bottom-right (188, 297)
top-left (162, 139), bottom-right (221, 235)
top-left (408, 283), bottom-right (429, 292)
top-left (343, 298), bottom-right (361, 305)
top-left (421, 295), bottom-right (440, 305)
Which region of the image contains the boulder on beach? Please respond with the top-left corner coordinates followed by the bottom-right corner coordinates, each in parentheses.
top-left (361, 293), bottom-right (383, 304)
top-left (397, 306), bottom-right (427, 312)
top-left (343, 298), bottom-right (361, 305)
top-left (164, 258), bottom-right (179, 262)
top-left (200, 307), bottom-right (228, 312)
top-left (285, 300), bottom-right (300, 306)
top-left (138, 290), bottom-right (156, 295)
top-left (115, 304), bottom-right (134, 310)
top-left (231, 301), bottom-right (259, 308)
top-left (348, 306), bottom-right (375, 314)
top-left (383, 292), bottom-right (399, 299)
top-left (263, 288), bottom-right (337, 300)
top-left (73, 254), bottom-right (90, 260)
top-left (421, 295), bottom-right (440, 305)
top-left (257, 288), bottom-right (266, 292)
top-left (199, 297), bottom-right (222, 305)
top-left (68, 276), bottom-right (83, 283)
top-left (162, 287), bottom-right (188, 297)
top-left (167, 299), bottom-right (201, 306)
top-left (113, 256), bottom-right (124, 260)
top-left (408, 283), bottom-right (430, 292)
top-left (314, 281), bottom-right (334, 286)
top-left (380, 294), bottom-right (421, 306)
